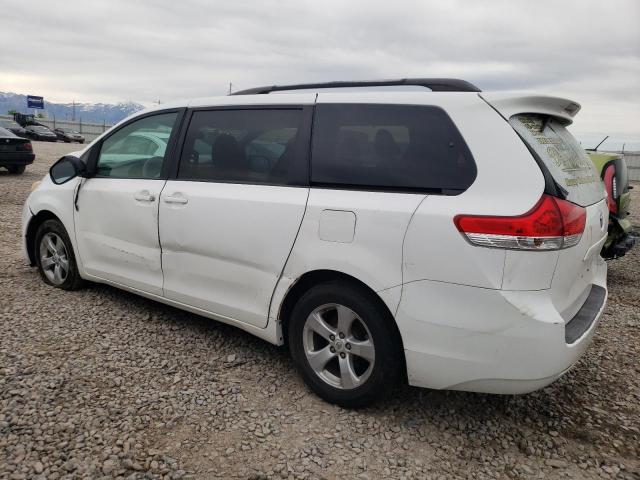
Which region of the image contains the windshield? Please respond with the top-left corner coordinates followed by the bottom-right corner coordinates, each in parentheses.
top-left (32, 126), bottom-right (50, 132)
top-left (0, 126), bottom-right (15, 136)
top-left (510, 114), bottom-right (604, 206)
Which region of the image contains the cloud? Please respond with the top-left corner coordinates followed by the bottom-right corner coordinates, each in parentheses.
top-left (1, 0), bottom-right (638, 136)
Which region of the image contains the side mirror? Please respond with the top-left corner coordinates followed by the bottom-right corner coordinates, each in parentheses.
top-left (49, 155), bottom-right (87, 184)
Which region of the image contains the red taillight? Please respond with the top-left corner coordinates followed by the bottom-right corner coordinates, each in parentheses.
top-left (603, 164), bottom-right (617, 214)
top-left (17, 142), bottom-right (33, 152)
top-left (454, 194), bottom-right (586, 250)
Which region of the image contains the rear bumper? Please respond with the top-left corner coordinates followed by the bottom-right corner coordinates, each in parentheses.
top-left (565, 285), bottom-right (606, 344)
top-left (397, 257), bottom-right (607, 394)
top-left (0, 152), bottom-right (35, 166)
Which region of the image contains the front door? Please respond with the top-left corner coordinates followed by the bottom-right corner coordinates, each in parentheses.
top-left (74, 111), bottom-right (180, 295)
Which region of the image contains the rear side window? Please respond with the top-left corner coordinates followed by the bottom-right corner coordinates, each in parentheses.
top-left (510, 114), bottom-right (604, 206)
top-left (178, 109), bottom-right (307, 185)
top-left (311, 104), bottom-right (476, 193)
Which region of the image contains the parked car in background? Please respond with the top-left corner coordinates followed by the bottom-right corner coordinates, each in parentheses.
top-left (587, 150), bottom-right (636, 258)
top-left (23, 78), bottom-right (609, 407)
top-left (0, 119), bottom-right (28, 137)
top-left (54, 128), bottom-right (85, 144)
top-left (25, 125), bottom-right (57, 142)
top-left (0, 126), bottom-right (34, 174)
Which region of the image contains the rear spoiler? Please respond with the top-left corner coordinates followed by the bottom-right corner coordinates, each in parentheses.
top-left (479, 93), bottom-right (581, 125)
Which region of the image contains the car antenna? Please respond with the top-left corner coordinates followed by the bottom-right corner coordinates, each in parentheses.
top-left (593, 135), bottom-right (609, 151)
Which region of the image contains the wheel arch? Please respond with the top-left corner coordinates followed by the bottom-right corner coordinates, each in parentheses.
top-left (277, 269), bottom-right (405, 359)
top-left (25, 210), bottom-right (61, 265)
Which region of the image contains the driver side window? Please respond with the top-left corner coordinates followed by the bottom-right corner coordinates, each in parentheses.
top-left (96, 112), bottom-right (177, 179)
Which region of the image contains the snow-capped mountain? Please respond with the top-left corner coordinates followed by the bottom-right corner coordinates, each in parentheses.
top-left (0, 92), bottom-right (145, 125)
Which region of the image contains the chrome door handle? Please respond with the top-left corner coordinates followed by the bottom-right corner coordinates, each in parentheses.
top-left (164, 195), bottom-right (188, 205)
top-left (134, 190), bottom-right (155, 202)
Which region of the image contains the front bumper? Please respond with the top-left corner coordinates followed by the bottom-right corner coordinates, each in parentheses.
top-left (21, 202), bottom-right (34, 264)
top-left (397, 258), bottom-right (607, 394)
top-left (0, 152), bottom-right (35, 166)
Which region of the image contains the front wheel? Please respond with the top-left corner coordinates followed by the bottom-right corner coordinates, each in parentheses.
top-left (288, 282), bottom-right (402, 408)
top-left (35, 219), bottom-right (85, 290)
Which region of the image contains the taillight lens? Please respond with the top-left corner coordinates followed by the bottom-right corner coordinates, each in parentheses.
top-left (454, 194), bottom-right (586, 250)
top-left (603, 164), bottom-right (617, 214)
top-left (17, 142), bottom-right (33, 152)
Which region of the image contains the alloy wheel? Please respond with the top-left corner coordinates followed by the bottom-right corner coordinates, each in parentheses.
top-left (39, 232), bottom-right (69, 285)
top-left (302, 303), bottom-right (375, 390)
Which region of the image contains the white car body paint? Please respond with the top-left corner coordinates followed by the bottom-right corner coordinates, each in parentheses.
top-left (74, 178), bottom-right (166, 295)
top-left (159, 181), bottom-right (309, 328)
top-left (268, 188), bottom-right (426, 322)
top-left (23, 89), bottom-right (608, 395)
top-left (23, 174), bottom-right (85, 272)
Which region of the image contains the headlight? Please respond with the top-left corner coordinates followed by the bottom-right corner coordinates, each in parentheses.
top-left (30, 181), bottom-right (42, 192)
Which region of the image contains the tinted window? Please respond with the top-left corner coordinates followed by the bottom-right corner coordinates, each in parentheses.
top-left (510, 114), bottom-right (604, 206)
top-left (97, 112), bottom-right (177, 179)
top-left (178, 109), bottom-right (306, 185)
top-left (311, 104), bottom-right (476, 192)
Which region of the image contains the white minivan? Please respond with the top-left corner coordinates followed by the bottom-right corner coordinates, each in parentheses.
top-left (22, 79), bottom-right (608, 407)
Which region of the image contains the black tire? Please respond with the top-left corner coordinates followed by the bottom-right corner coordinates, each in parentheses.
top-left (8, 165), bottom-right (26, 174)
top-left (288, 281), bottom-right (402, 408)
top-left (34, 219), bottom-right (85, 290)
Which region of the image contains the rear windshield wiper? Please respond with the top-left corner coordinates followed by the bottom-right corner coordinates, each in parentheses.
top-left (540, 116), bottom-right (552, 133)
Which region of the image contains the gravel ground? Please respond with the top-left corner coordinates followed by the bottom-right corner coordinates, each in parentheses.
top-left (1, 142), bottom-right (639, 480)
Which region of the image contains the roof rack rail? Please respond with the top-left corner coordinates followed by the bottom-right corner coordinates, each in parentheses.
top-left (230, 78), bottom-right (481, 95)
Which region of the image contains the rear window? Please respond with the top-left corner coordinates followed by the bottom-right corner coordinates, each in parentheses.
top-left (510, 114), bottom-right (604, 206)
top-left (311, 104), bottom-right (476, 193)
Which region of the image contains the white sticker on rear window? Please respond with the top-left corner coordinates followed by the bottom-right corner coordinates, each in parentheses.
top-left (510, 114), bottom-right (604, 206)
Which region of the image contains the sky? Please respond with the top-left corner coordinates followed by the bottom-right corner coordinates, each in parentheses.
top-left (1, 0), bottom-right (639, 145)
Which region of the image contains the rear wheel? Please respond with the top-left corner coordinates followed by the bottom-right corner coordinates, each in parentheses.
top-left (35, 219), bottom-right (84, 290)
top-left (8, 165), bottom-right (26, 174)
top-left (288, 281), bottom-right (402, 408)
